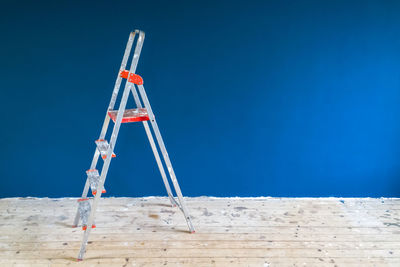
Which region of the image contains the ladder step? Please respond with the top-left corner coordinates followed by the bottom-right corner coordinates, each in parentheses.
top-left (95, 139), bottom-right (116, 159)
top-left (108, 108), bottom-right (150, 123)
top-left (86, 169), bottom-right (106, 196)
top-left (77, 198), bottom-right (96, 230)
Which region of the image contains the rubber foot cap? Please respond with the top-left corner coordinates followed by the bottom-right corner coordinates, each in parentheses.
top-left (190, 231), bottom-right (196, 234)
top-left (77, 259), bottom-right (82, 261)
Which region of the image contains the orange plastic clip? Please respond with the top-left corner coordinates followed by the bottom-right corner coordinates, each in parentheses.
top-left (120, 70), bottom-right (143, 85)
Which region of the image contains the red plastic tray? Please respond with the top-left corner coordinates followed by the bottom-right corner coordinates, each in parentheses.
top-left (108, 108), bottom-right (150, 123)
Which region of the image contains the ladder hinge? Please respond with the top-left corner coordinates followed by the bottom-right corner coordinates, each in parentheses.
top-left (120, 70), bottom-right (143, 85)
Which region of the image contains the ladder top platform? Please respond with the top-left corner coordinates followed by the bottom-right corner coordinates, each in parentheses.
top-left (108, 108), bottom-right (150, 123)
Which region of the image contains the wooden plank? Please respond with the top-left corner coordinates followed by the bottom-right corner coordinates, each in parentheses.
top-left (1, 248), bottom-right (400, 259)
top-left (1, 197), bottom-right (399, 209)
top-left (2, 225), bottom-right (399, 235)
top-left (2, 203), bottom-right (399, 217)
top-left (2, 240), bottom-right (400, 251)
top-left (2, 232), bottom-right (400, 243)
top-left (1, 257), bottom-right (400, 267)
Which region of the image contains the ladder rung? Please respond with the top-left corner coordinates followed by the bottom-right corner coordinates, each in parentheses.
top-left (108, 108), bottom-right (150, 123)
top-left (77, 198), bottom-right (95, 230)
top-left (86, 169), bottom-right (106, 196)
top-left (95, 139), bottom-right (116, 159)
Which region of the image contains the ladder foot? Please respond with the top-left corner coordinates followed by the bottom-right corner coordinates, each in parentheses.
top-left (77, 258), bottom-right (82, 262)
top-left (190, 230), bottom-right (196, 234)
top-left (72, 225), bottom-right (77, 228)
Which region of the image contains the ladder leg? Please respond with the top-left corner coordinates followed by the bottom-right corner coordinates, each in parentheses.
top-left (136, 84), bottom-right (195, 233)
top-left (77, 29), bottom-right (139, 258)
top-left (124, 31), bottom-right (179, 203)
top-left (143, 120), bottom-right (179, 207)
top-left (130, 86), bottom-right (177, 206)
top-left (78, 82), bottom-right (132, 260)
top-left (77, 218), bottom-right (94, 260)
top-left (73, 31), bottom-right (135, 227)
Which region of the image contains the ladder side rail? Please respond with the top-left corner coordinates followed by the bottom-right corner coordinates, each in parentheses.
top-left (78, 32), bottom-right (144, 259)
top-left (136, 84), bottom-right (195, 233)
top-left (108, 30), bottom-right (137, 111)
top-left (130, 31), bottom-right (145, 74)
top-left (78, 82), bottom-right (132, 260)
top-left (73, 31), bottom-right (136, 226)
top-left (130, 86), bottom-right (178, 207)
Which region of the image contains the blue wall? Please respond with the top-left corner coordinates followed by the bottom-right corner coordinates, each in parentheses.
top-left (1, 0), bottom-right (400, 197)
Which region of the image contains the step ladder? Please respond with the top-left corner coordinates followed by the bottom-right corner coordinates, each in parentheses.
top-left (72, 30), bottom-right (195, 261)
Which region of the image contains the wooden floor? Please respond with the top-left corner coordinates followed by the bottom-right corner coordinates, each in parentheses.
top-left (0, 197), bottom-right (399, 266)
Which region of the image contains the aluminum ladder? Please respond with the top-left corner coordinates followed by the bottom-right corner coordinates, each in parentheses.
top-left (72, 30), bottom-right (195, 261)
